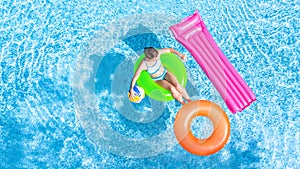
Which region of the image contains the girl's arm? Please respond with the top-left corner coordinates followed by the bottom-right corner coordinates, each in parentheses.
top-left (129, 61), bottom-right (146, 97)
top-left (160, 48), bottom-right (186, 61)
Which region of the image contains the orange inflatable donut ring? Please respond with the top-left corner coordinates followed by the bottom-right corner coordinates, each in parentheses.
top-left (174, 100), bottom-right (230, 156)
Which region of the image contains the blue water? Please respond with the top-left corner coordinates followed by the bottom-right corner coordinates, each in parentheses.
top-left (1, 0), bottom-right (299, 168)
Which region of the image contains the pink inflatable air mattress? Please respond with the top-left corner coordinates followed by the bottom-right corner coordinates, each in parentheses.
top-left (169, 10), bottom-right (256, 113)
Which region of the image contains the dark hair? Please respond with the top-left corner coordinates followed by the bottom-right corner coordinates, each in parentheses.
top-left (144, 47), bottom-right (158, 59)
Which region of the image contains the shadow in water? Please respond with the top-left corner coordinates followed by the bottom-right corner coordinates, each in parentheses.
top-left (121, 24), bottom-right (162, 52)
top-left (94, 52), bottom-right (125, 94)
top-left (220, 138), bottom-right (264, 168)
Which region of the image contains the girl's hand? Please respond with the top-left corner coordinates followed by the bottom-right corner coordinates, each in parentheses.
top-left (179, 53), bottom-right (187, 62)
top-left (129, 88), bottom-right (135, 99)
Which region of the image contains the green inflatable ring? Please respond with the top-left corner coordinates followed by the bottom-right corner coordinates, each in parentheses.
top-left (134, 52), bottom-right (187, 101)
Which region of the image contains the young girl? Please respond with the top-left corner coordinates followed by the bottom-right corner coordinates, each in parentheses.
top-left (129, 47), bottom-right (192, 105)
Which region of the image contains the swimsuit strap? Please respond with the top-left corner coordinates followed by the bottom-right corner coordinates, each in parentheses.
top-left (144, 60), bottom-right (149, 68)
top-left (145, 60), bottom-right (158, 68)
top-left (145, 60), bottom-right (160, 74)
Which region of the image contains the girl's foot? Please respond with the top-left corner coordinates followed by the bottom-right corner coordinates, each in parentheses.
top-left (180, 100), bottom-right (186, 105)
top-left (187, 99), bottom-right (192, 102)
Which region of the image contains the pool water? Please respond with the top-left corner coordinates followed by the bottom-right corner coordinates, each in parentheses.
top-left (1, 0), bottom-right (299, 168)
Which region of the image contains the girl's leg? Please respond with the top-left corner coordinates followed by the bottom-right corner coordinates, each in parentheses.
top-left (156, 80), bottom-right (185, 105)
top-left (164, 72), bottom-right (192, 101)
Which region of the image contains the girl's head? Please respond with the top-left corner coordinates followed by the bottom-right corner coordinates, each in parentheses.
top-left (144, 47), bottom-right (158, 59)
